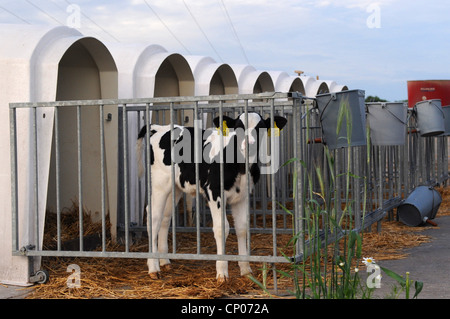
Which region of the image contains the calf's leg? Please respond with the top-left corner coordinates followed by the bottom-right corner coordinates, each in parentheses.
top-left (232, 199), bottom-right (252, 276)
top-left (147, 189), bottom-right (169, 279)
top-left (157, 189), bottom-right (182, 270)
top-left (209, 197), bottom-right (230, 283)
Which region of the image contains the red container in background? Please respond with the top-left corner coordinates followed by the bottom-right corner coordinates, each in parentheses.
top-left (407, 80), bottom-right (450, 108)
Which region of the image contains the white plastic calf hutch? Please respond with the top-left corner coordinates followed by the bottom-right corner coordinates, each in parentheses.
top-left (186, 56), bottom-right (238, 96)
top-left (0, 24), bottom-right (118, 285)
top-left (231, 64), bottom-right (275, 94)
top-left (269, 71), bottom-right (305, 95)
top-left (305, 78), bottom-right (330, 97)
top-left (106, 43), bottom-right (197, 237)
top-left (186, 55), bottom-right (239, 127)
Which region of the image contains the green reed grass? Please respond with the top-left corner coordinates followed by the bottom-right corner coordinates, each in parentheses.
top-left (249, 98), bottom-right (423, 299)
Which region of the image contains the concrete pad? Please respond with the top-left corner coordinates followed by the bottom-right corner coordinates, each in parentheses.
top-left (369, 214), bottom-right (450, 299)
top-left (0, 284), bottom-right (31, 299)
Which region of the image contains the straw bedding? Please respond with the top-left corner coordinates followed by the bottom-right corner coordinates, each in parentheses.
top-left (25, 187), bottom-right (449, 299)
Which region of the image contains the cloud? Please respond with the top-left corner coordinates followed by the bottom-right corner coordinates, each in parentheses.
top-left (0, 0), bottom-right (448, 101)
top-left (311, 0), bottom-right (397, 10)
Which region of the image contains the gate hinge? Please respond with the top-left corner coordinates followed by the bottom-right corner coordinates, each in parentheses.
top-left (19, 244), bottom-right (35, 256)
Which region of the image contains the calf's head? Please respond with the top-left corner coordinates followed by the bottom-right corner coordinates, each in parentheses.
top-left (213, 112), bottom-right (287, 164)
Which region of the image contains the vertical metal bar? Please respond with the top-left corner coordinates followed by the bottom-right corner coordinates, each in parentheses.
top-left (429, 138), bottom-right (433, 183)
top-left (269, 98), bottom-right (278, 293)
top-left (262, 106), bottom-right (267, 230)
top-left (335, 150), bottom-right (341, 221)
top-left (437, 138), bottom-right (442, 183)
top-left (269, 104), bottom-right (276, 242)
top-left (280, 106), bottom-right (287, 230)
top-left (378, 146), bottom-right (383, 210)
top-left (33, 107), bottom-right (39, 248)
top-left (440, 137), bottom-right (444, 183)
top-left (404, 132), bottom-right (409, 194)
top-left (244, 99), bottom-right (251, 255)
top-left (137, 110), bottom-right (143, 224)
top-left (398, 144), bottom-right (404, 199)
top-left (170, 102), bottom-right (177, 253)
top-left (444, 136), bottom-right (449, 181)
top-left (354, 146), bottom-right (361, 230)
top-left (388, 146), bottom-right (394, 199)
top-left (432, 137), bottom-right (437, 183)
top-left (194, 101), bottom-right (201, 254)
top-left (77, 105), bottom-right (84, 251)
top-left (418, 137), bottom-right (424, 184)
top-left (145, 103), bottom-right (153, 253)
top-left (122, 104), bottom-right (130, 252)
top-left (367, 144), bottom-right (373, 215)
top-left (55, 106), bottom-right (61, 251)
top-left (292, 96), bottom-right (303, 257)
top-left (99, 104), bottom-right (106, 252)
top-left (10, 107), bottom-right (19, 253)
top-left (219, 101), bottom-right (226, 255)
top-left (261, 166), bottom-right (267, 228)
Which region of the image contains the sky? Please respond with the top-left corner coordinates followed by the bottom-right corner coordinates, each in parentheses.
top-left (0, 0), bottom-right (449, 101)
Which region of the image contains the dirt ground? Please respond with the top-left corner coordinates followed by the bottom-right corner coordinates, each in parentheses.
top-left (23, 187), bottom-right (450, 299)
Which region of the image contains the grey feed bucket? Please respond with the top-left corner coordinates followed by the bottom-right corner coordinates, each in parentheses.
top-left (414, 99), bottom-right (445, 137)
top-left (397, 186), bottom-right (442, 227)
top-left (366, 102), bottom-right (407, 146)
top-left (441, 105), bottom-right (450, 136)
top-left (316, 89), bottom-right (366, 150)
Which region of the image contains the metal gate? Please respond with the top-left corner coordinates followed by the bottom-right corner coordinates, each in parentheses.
top-left (9, 92), bottom-right (449, 288)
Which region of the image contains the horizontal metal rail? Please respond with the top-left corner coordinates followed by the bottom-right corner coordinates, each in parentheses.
top-left (9, 92), bottom-right (296, 108)
top-left (14, 249), bottom-right (288, 263)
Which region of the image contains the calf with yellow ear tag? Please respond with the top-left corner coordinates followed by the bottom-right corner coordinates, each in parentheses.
top-left (137, 111), bottom-right (287, 283)
top-left (216, 120), bottom-right (230, 136)
top-left (213, 115), bottom-right (235, 137)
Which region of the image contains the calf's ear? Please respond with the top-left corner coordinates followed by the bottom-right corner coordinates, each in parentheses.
top-left (275, 116), bottom-right (288, 130)
top-left (213, 115), bottom-right (236, 129)
top-left (264, 116), bottom-right (288, 130)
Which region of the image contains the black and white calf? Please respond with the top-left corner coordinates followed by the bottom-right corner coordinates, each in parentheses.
top-left (137, 112), bottom-right (287, 282)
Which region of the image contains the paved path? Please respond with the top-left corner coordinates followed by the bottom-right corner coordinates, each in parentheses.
top-left (0, 284), bottom-right (31, 299)
top-left (370, 214), bottom-right (450, 299)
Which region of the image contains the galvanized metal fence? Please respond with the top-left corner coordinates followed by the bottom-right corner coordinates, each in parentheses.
top-left (9, 92), bottom-right (449, 288)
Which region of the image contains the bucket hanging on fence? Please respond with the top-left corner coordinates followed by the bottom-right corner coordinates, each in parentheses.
top-left (441, 105), bottom-right (450, 136)
top-left (316, 89), bottom-right (367, 150)
top-left (366, 102), bottom-right (407, 146)
top-left (414, 99), bottom-right (445, 137)
top-left (397, 186), bottom-right (442, 227)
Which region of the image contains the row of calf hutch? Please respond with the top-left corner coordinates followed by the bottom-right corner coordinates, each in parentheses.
top-left (1, 24), bottom-right (448, 287)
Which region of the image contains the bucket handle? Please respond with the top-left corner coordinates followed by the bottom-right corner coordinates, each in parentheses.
top-left (431, 100), bottom-right (445, 119)
top-left (381, 103), bottom-right (407, 125)
top-left (301, 104), bottom-right (317, 120)
top-left (318, 93), bottom-right (336, 122)
top-left (366, 103), bottom-right (407, 125)
top-left (316, 96), bottom-right (334, 146)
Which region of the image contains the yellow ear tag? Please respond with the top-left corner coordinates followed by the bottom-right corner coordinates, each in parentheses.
top-left (268, 122), bottom-right (280, 137)
top-left (217, 120), bottom-right (229, 136)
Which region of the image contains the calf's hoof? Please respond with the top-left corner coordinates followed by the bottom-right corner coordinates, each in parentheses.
top-left (161, 264), bottom-right (172, 272)
top-left (149, 272), bottom-right (160, 280)
top-left (216, 275), bottom-right (228, 285)
top-left (240, 269), bottom-right (252, 277)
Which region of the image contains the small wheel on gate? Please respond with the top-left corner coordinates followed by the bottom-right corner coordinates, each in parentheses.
top-left (35, 270), bottom-right (50, 284)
